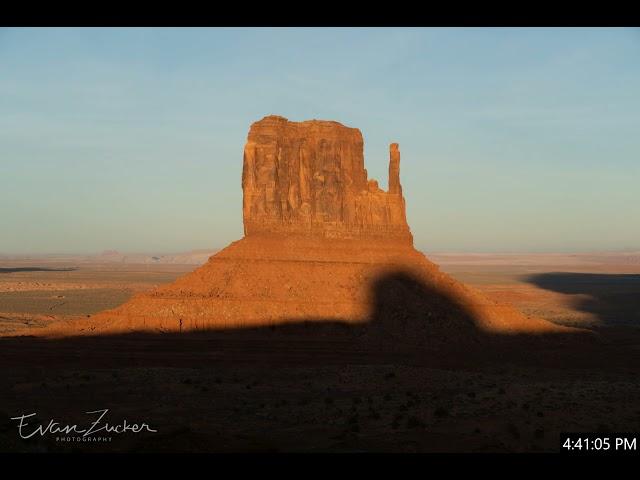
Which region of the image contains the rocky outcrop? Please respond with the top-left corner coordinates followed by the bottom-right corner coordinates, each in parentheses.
top-left (242, 116), bottom-right (411, 241)
top-left (35, 115), bottom-right (572, 339)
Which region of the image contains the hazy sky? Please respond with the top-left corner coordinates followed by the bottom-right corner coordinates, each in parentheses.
top-left (1, 27), bottom-right (639, 254)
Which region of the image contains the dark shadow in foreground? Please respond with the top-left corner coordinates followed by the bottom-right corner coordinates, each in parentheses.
top-left (0, 270), bottom-right (638, 453)
top-left (525, 272), bottom-right (640, 327)
top-left (0, 269), bottom-right (630, 369)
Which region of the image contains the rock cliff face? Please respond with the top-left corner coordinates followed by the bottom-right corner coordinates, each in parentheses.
top-left (37, 115), bottom-right (570, 339)
top-left (242, 116), bottom-right (410, 241)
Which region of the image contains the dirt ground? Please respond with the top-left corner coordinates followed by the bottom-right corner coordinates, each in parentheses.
top-left (435, 254), bottom-right (640, 329)
top-left (1, 253), bottom-right (639, 453)
top-left (0, 262), bottom-right (192, 334)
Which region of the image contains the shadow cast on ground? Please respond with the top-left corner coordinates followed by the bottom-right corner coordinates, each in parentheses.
top-left (0, 270), bottom-right (623, 371)
top-left (1, 269), bottom-right (639, 453)
top-left (526, 272), bottom-right (640, 327)
top-left (0, 267), bottom-right (78, 274)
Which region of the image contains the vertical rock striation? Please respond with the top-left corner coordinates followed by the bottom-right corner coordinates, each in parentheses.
top-left (242, 115), bottom-right (411, 242)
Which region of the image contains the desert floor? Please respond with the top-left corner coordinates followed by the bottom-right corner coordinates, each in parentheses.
top-left (1, 253), bottom-right (639, 452)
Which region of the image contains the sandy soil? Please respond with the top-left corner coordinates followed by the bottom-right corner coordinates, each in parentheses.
top-left (1, 253), bottom-right (638, 453)
top-left (431, 253), bottom-right (640, 329)
top-left (0, 263), bottom-right (192, 334)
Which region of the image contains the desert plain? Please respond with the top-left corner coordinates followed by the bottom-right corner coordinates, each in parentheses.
top-left (1, 250), bottom-right (639, 452)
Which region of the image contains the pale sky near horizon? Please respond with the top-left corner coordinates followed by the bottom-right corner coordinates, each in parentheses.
top-left (1, 27), bottom-right (639, 254)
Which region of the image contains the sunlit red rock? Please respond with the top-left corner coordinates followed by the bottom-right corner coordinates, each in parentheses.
top-left (38, 115), bottom-right (570, 338)
top-left (242, 115), bottom-right (411, 241)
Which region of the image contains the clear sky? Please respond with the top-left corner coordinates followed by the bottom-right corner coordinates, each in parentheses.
top-left (1, 27), bottom-right (639, 254)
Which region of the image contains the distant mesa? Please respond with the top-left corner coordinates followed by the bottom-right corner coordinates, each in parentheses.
top-left (39, 115), bottom-right (569, 339)
top-left (88, 250), bottom-right (216, 265)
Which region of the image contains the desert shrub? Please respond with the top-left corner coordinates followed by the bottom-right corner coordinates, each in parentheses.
top-left (434, 406), bottom-right (449, 418)
top-left (368, 409), bottom-right (381, 420)
top-left (406, 416), bottom-right (425, 429)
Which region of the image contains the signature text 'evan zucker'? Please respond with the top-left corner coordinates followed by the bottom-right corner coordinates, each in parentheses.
top-left (11, 409), bottom-right (158, 439)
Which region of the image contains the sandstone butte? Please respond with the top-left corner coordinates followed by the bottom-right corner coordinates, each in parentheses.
top-left (38, 115), bottom-right (572, 340)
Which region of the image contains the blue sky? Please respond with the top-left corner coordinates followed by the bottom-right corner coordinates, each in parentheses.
top-left (1, 27), bottom-right (639, 254)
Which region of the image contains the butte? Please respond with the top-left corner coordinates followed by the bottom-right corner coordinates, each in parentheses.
top-left (42, 115), bottom-right (570, 340)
